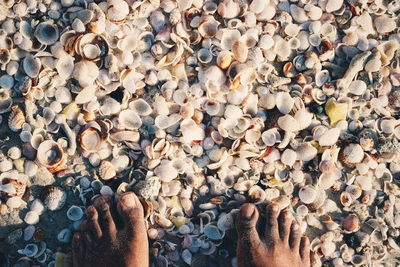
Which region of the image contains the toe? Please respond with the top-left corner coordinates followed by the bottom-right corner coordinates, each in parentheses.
top-left (278, 210), bottom-right (292, 243)
top-left (264, 203), bottom-right (280, 245)
top-left (117, 192), bottom-right (146, 238)
top-left (86, 206), bottom-right (102, 240)
top-left (289, 222), bottom-right (301, 251)
top-left (236, 204), bottom-right (262, 246)
top-left (95, 198), bottom-right (117, 242)
top-left (300, 236), bottom-right (310, 265)
top-left (72, 233), bottom-right (84, 267)
top-left (80, 221), bottom-right (94, 249)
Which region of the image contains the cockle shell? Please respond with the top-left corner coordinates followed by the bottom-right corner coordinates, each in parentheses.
top-left (79, 121), bottom-right (108, 153)
top-left (36, 140), bottom-right (67, 173)
top-left (343, 214), bottom-right (360, 233)
top-left (7, 146), bottom-right (21, 160)
top-left (276, 92), bottom-right (294, 114)
top-left (339, 144), bottom-right (364, 167)
top-left (23, 54), bottom-right (41, 78)
top-left (98, 160), bottom-right (116, 180)
top-left (34, 22), bottom-right (59, 45)
top-left (40, 185), bottom-right (67, 211)
top-left (299, 186), bottom-right (317, 204)
top-left (24, 211), bottom-right (40, 225)
top-left (8, 106), bottom-right (25, 132)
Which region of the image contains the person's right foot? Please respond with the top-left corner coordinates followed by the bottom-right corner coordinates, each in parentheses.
top-left (236, 203), bottom-right (311, 267)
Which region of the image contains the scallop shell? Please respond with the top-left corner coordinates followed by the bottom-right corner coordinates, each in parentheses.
top-left (40, 185), bottom-right (67, 211)
top-left (339, 143), bottom-right (364, 167)
top-left (66, 205), bottom-right (83, 221)
top-left (8, 106), bottom-right (25, 132)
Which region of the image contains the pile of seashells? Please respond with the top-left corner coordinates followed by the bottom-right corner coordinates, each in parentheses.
top-left (0, 0), bottom-right (400, 265)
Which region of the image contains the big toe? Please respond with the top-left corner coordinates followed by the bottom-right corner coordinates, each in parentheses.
top-left (236, 204), bottom-right (261, 247)
top-left (117, 192), bottom-right (146, 237)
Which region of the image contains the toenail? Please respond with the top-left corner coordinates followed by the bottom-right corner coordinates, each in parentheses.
top-left (121, 193), bottom-right (136, 207)
top-left (293, 223), bottom-right (299, 230)
top-left (271, 204), bottom-right (278, 212)
top-left (241, 205), bottom-right (254, 219)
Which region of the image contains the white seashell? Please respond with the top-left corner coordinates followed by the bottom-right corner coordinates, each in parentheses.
top-left (56, 56), bottom-right (74, 79)
top-left (55, 87), bottom-right (72, 104)
top-left (6, 197), bottom-right (24, 209)
top-left (294, 110), bottom-right (313, 130)
top-left (154, 161), bottom-right (178, 182)
top-left (348, 80), bottom-right (367, 96)
top-left (119, 109), bottom-right (142, 130)
top-left (258, 34), bottom-right (275, 50)
top-left (100, 98), bottom-right (121, 116)
top-left (24, 211), bottom-right (40, 225)
top-left (315, 70), bottom-right (331, 87)
top-left (129, 99), bottom-right (152, 116)
top-left (290, 4), bottom-right (309, 23)
top-left (30, 199), bottom-right (45, 216)
top-left (318, 128), bottom-right (340, 146)
top-left (276, 92), bottom-right (294, 114)
top-left (220, 29), bottom-right (241, 50)
top-left (111, 155), bottom-right (130, 172)
top-left (180, 119), bottom-right (205, 143)
top-left (41, 185), bottom-right (67, 211)
top-left (0, 159), bottom-right (13, 172)
top-left (72, 60), bottom-right (99, 88)
top-left (325, 0), bottom-right (343, 13)
top-left (23, 54), bottom-right (41, 78)
top-left (278, 114), bottom-right (299, 132)
top-left (7, 146), bottom-right (21, 160)
top-left (67, 205), bottom-right (83, 221)
top-left (299, 186), bottom-right (317, 204)
top-left (57, 228), bottom-right (72, 243)
top-left (281, 149), bottom-right (297, 166)
top-left (248, 185), bottom-right (266, 204)
top-left (261, 128), bottom-right (281, 146)
top-left (374, 15), bottom-right (396, 34)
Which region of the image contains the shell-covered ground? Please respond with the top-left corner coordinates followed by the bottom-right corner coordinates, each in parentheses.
top-left (0, 0), bottom-right (400, 266)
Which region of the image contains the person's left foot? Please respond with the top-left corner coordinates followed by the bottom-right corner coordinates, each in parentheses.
top-left (72, 192), bottom-right (149, 267)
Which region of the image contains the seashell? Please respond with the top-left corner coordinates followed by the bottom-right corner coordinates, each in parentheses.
top-left (278, 114), bottom-right (299, 132)
top-left (297, 143), bottom-right (317, 161)
top-left (294, 109), bottom-right (313, 130)
top-left (339, 144), bottom-right (364, 167)
top-left (348, 80), bottom-right (367, 96)
top-left (374, 15), bottom-right (396, 34)
top-left (325, 99), bottom-right (347, 126)
top-left (129, 99), bottom-right (153, 116)
top-left (34, 22), bottom-right (59, 45)
top-left (248, 185), bottom-right (266, 204)
top-left (216, 50), bottom-right (232, 70)
top-left (0, 89), bottom-right (13, 114)
top-left (231, 40), bottom-right (248, 63)
top-left (72, 60), bottom-right (99, 88)
top-left (8, 106), bottom-right (25, 132)
top-left (18, 243), bottom-right (38, 257)
top-left (119, 109), bottom-right (142, 130)
top-left (30, 199), bottom-right (45, 216)
top-left (40, 185), bottom-right (67, 211)
top-left (36, 140), bottom-right (67, 173)
top-left (7, 146), bottom-right (21, 160)
top-left (281, 149), bottom-right (297, 167)
top-left (198, 19), bottom-right (219, 38)
top-left (24, 211), bottom-right (40, 225)
top-left (24, 226), bottom-right (35, 241)
top-left (318, 128), bottom-right (340, 147)
top-left (197, 48), bottom-right (213, 64)
top-left (299, 186), bottom-right (317, 204)
top-left (315, 70), bottom-right (330, 87)
top-left (98, 160), bottom-right (116, 180)
top-left (203, 224), bottom-right (225, 240)
top-left (325, 0), bottom-right (343, 13)
top-left (6, 197), bottom-right (24, 209)
top-left (181, 119), bottom-right (205, 143)
top-left (261, 128), bottom-right (281, 146)
top-left (57, 228), bottom-right (72, 243)
top-left (217, 0), bottom-right (241, 19)
top-left (276, 92), bottom-right (294, 115)
top-left (343, 214), bottom-right (360, 233)
top-left (67, 205), bottom-right (83, 221)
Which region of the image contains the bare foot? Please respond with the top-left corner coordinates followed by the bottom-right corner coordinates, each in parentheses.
top-left (72, 192), bottom-right (149, 267)
top-left (236, 203), bottom-right (311, 267)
